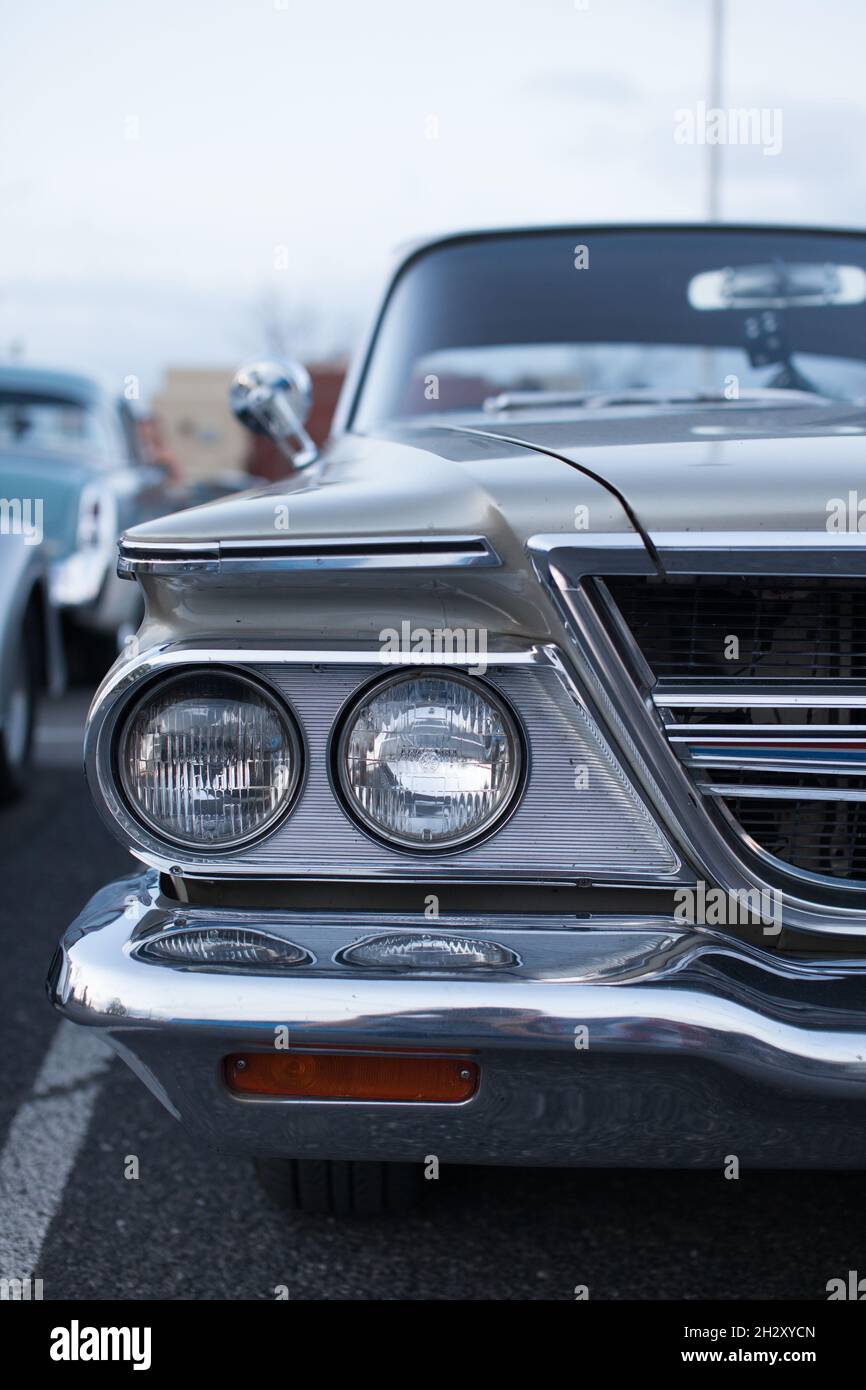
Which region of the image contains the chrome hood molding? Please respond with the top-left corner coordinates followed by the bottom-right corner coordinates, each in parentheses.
top-left (118, 533), bottom-right (500, 577)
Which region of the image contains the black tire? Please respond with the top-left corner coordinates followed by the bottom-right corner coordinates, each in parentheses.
top-left (0, 622), bottom-right (37, 802)
top-left (61, 617), bottom-right (117, 687)
top-left (254, 1158), bottom-right (424, 1217)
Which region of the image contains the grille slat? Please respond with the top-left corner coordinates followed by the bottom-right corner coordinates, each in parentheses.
top-left (728, 795), bottom-right (866, 881)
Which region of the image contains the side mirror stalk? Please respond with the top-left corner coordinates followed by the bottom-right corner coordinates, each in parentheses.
top-left (230, 360), bottom-right (319, 469)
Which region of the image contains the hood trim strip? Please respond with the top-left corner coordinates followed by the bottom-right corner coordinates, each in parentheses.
top-left (117, 534), bottom-right (500, 577)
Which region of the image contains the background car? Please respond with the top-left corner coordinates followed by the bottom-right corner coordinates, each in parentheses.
top-left (0, 366), bottom-right (183, 672)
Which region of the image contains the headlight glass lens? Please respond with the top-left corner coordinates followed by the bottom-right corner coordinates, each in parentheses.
top-left (119, 672), bottom-right (300, 848)
top-left (338, 673), bottom-right (522, 849)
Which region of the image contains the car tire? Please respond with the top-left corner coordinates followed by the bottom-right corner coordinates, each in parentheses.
top-left (0, 622), bottom-right (38, 802)
top-left (254, 1158), bottom-right (424, 1217)
top-left (61, 618), bottom-right (118, 686)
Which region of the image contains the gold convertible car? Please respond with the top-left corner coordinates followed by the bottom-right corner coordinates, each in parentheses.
top-left (49, 225), bottom-right (866, 1215)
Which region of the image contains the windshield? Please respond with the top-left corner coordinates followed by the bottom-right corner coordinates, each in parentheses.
top-left (353, 229), bottom-right (866, 427)
top-left (0, 391), bottom-right (112, 458)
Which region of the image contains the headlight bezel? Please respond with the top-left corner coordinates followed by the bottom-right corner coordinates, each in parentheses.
top-left (331, 667), bottom-right (528, 855)
top-left (114, 666), bottom-right (305, 853)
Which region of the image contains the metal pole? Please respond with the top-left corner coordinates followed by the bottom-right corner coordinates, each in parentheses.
top-left (707, 0), bottom-right (724, 221)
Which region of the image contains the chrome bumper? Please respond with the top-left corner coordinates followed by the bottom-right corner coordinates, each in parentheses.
top-left (48, 873), bottom-right (866, 1167)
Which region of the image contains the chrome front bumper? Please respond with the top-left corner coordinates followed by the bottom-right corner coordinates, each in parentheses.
top-left (48, 873), bottom-right (866, 1168)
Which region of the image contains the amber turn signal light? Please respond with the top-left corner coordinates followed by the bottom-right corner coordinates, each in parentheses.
top-left (225, 1050), bottom-right (478, 1102)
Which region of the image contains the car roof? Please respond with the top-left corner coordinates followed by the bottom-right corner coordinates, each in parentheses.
top-left (391, 220), bottom-right (866, 268)
top-left (0, 365), bottom-right (104, 405)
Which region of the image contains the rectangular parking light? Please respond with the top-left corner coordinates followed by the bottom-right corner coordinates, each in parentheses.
top-left (225, 1049), bottom-right (479, 1102)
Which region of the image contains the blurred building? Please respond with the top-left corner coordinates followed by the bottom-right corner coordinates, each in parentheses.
top-left (151, 368), bottom-right (248, 484)
top-left (152, 363), bottom-right (346, 485)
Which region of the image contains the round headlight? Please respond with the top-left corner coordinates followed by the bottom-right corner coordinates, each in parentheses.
top-left (336, 671), bottom-right (523, 850)
top-left (119, 671), bottom-right (301, 849)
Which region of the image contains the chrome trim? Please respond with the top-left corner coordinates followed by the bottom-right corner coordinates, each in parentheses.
top-left (655, 683), bottom-right (866, 709)
top-left (48, 871), bottom-right (866, 1167)
top-left (652, 530), bottom-right (866, 576)
top-left (117, 534), bottom-right (501, 577)
top-left (56, 873), bottom-right (698, 987)
top-left (670, 729), bottom-right (866, 777)
top-left (657, 690), bottom-right (866, 871)
top-left (695, 760), bottom-right (866, 779)
top-left (701, 783), bottom-right (866, 802)
top-left (668, 722), bottom-right (866, 736)
top-left (526, 531), bottom-right (655, 580)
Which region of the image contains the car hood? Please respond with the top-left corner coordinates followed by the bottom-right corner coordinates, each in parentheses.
top-left (122, 426), bottom-right (636, 571)
top-left (468, 398), bottom-right (866, 539)
top-left (124, 399), bottom-right (866, 563)
top-left (0, 450), bottom-right (92, 556)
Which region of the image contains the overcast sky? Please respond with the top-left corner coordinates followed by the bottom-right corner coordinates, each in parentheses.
top-left (2, 0), bottom-right (865, 401)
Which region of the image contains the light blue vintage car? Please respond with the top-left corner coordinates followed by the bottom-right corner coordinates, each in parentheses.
top-left (0, 366), bottom-right (181, 663)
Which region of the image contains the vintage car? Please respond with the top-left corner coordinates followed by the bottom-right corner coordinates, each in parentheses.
top-left (49, 225), bottom-right (866, 1216)
top-left (0, 366), bottom-right (183, 666)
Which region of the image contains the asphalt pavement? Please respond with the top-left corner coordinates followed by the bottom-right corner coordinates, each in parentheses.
top-left (0, 692), bottom-right (865, 1301)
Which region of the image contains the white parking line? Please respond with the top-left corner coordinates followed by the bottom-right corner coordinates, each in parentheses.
top-left (0, 1021), bottom-right (112, 1283)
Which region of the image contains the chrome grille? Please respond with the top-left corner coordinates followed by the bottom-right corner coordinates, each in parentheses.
top-left (714, 771), bottom-right (866, 881)
top-left (604, 575), bottom-right (866, 680)
top-left (600, 576), bottom-right (866, 886)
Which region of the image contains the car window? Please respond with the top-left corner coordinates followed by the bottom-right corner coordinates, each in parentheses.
top-left (396, 343), bottom-right (866, 416)
top-left (0, 391), bottom-right (115, 461)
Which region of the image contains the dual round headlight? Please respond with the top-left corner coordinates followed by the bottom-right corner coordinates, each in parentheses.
top-left (119, 672), bottom-right (302, 850)
top-left (336, 672), bottom-right (523, 849)
top-left (118, 669), bottom-right (523, 852)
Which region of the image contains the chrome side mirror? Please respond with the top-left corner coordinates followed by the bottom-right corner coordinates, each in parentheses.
top-left (230, 359), bottom-right (318, 469)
